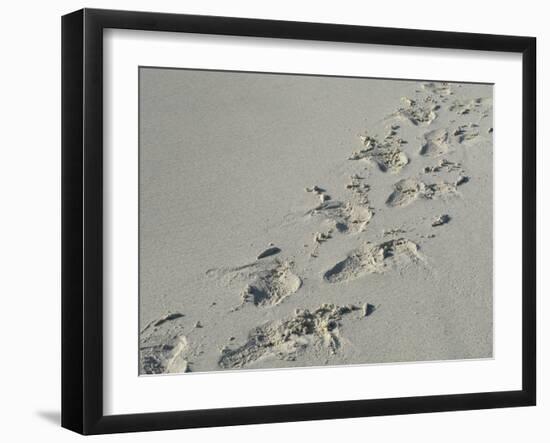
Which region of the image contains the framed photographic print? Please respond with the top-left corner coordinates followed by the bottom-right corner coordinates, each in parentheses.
top-left (61, 8), bottom-right (536, 435)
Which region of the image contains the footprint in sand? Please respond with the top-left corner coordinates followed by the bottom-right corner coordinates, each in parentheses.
top-left (423, 158), bottom-right (463, 174)
top-left (306, 198), bottom-right (373, 235)
top-left (207, 252), bottom-right (302, 308)
top-left (241, 261), bottom-right (302, 307)
top-left (386, 178), bottom-right (425, 207)
top-left (218, 303), bottom-right (362, 369)
top-left (140, 313), bottom-right (196, 374)
top-left (421, 82), bottom-right (453, 97)
top-left (420, 128), bottom-right (451, 157)
top-left (386, 178), bottom-right (457, 208)
top-left (453, 123), bottom-right (480, 144)
top-left (349, 132), bottom-right (408, 173)
top-left (393, 96), bottom-right (439, 126)
top-left (448, 97), bottom-right (491, 116)
top-left (323, 238), bottom-right (422, 283)
top-left (309, 229), bottom-right (334, 258)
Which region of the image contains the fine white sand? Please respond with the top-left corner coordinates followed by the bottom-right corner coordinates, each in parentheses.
top-left (139, 68), bottom-right (493, 375)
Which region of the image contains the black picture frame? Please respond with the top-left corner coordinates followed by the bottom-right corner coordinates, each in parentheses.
top-left (61, 8), bottom-right (536, 435)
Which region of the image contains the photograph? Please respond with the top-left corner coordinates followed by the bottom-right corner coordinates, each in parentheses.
top-left (138, 68), bottom-right (494, 375)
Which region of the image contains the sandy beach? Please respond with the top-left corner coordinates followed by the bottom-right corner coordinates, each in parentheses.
top-left (138, 68), bottom-right (493, 375)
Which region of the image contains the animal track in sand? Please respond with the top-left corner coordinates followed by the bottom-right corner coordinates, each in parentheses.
top-left (349, 132), bottom-right (408, 173)
top-left (323, 238), bottom-right (422, 284)
top-left (218, 303), bottom-right (362, 369)
top-left (386, 178), bottom-right (457, 208)
top-left (241, 261), bottom-right (302, 307)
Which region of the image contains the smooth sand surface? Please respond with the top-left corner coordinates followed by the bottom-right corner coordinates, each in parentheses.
top-left (139, 68), bottom-right (493, 374)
